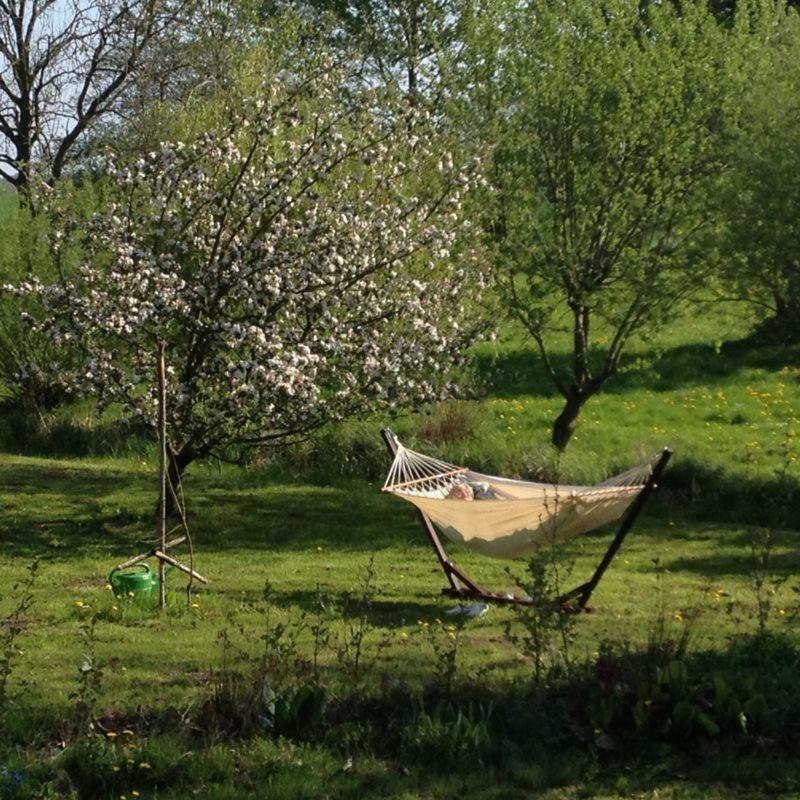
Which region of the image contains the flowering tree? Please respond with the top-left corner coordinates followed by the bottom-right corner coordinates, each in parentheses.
top-left (8, 56), bottom-right (484, 491)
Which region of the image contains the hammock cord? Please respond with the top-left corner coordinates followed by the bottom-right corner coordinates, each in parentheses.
top-left (383, 442), bottom-right (662, 498)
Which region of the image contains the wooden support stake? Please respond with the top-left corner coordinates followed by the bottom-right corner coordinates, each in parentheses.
top-left (154, 550), bottom-right (209, 584)
top-left (114, 536), bottom-right (187, 571)
top-left (157, 341), bottom-right (168, 608)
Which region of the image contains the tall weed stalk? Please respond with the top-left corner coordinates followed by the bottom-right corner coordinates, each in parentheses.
top-left (0, 558), bottom-right (38, 733)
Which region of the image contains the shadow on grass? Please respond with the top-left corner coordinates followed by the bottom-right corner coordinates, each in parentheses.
top-left (2, 451), bottom-right (799, 576)
top-left (15, 632), bottom-right (800, 799)
top-left (223, 584), bottom-right (446, 626)
top-left (190, 487), bottom-right (412, 554)
top-left (474, 336), bottom-right (800, 398)
top-left (0, 461), bottom-right (153, 560)
top-left (665, 548), bottom-right (800, 578)
top-left (0, 458), bottom-right (415, 561)
top-left (662, 458), bottom-right (800, 529)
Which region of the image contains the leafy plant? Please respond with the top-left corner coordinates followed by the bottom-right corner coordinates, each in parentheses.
top-left (0, 558), bottom-right (38, 734)
top-left (749, 527), bottom-right (787, 635)
top-left (336, 554), bottom-right (382, 687)
top-left (505, 498), bottom-right (578, 686)
top-left (418, 615), bottom-right (467, 695)
top-left (68, 610), bottom-right (103, 738)
top-left (271, 683), bottom-right (328, 740)
top-left (401, 701), bottom-right (494, 767)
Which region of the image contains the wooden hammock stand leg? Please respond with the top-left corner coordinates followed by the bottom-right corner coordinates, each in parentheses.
top-left (382, 428), bottom-right (672, 612)
top-left (559, 447), bottom-right (672, 611)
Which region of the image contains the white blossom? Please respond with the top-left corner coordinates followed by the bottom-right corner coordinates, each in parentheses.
top-left (8, 72), bottom-right (488, 470)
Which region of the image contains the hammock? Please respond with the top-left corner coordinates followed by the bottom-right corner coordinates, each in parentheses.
top-left (380, 429), bottom-right (672, 609)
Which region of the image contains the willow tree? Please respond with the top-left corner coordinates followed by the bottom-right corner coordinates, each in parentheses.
top-left (476, 0), bottom-right (752, 449)
top-left (5, 48), bottom-right (485, 494)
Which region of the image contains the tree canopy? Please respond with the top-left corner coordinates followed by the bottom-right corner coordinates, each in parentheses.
top-left (6, 49), bottom-right (486, 485)
top-left (472, 0), bottom-right (754, 448)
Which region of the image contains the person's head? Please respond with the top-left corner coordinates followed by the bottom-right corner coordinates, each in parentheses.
top-left (446, 483), bottom-right (474, 501)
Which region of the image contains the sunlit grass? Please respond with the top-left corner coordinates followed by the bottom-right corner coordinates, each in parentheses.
top-left (1, 300), bottom-right (799, 797)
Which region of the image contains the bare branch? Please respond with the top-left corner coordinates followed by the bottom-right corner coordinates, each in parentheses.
top-left (0, 0), bottom-right (178, 192)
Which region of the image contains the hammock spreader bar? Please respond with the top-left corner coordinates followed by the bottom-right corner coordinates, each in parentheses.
top-left (380, 428), bottom-right (672, 611)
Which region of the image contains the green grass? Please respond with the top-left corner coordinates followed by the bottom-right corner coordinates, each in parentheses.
top-left (2, 302), bottom-right (800, 798)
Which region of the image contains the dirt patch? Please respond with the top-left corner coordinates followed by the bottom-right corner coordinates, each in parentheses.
top-left (0, 617), bottom-right (30, 632)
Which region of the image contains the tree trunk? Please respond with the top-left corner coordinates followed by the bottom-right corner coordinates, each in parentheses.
top-left (161, 445), bottom-right (196, 518)
top-left (551, 393), bottom-right (585, 451)
top-left (772, 292), bottom-right (800, 343)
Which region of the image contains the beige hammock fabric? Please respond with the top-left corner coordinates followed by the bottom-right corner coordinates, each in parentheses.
top-left (382, 442), bottom-right (659, 559)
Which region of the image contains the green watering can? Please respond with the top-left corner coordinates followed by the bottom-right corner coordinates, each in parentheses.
top-left (109, 563), bottom-right (173, 598)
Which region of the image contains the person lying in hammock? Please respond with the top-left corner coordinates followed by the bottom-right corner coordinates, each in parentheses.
top-left (445, 481), bottom-right (502, 501)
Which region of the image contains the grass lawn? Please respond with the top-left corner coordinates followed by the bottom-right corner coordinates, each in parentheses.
top-left (1, 303), bottom-right (800, 798)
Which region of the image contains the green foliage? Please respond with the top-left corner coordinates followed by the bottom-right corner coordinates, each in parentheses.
top-left (68, 611), bottom-right (103, 738)
top-left (0, 559), bottom-right (38, 734)
top-left (470, 0), bottom-right (754, 447)
top-left (719, 4), bottom-right (800, 339)
top-left (505, 543), bottom-right (578, 685)
top-left (400, 700), bottom-right (494, 767)
top-left (272, 683), bottom-right (329, 739)
top-left (58, 734), bottom-right (187, 800)
top-left (584, 635), bottom-right (786, 748)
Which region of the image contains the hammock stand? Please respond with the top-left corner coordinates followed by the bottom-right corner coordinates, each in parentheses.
top-left (381, 429), bottom-right (672, 611)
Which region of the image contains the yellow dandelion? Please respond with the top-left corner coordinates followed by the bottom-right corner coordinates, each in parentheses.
top-left (138, 762), bottom-right (151, 769)
top-left (112, 606), bottom-right (119, 611)
top-left (112, 765), bottom-right (121, 772)
top-left (105, 584), bottom-right (113, 591)
top-left (399, 631), bottom-right (408, 639)
top-left (75, 601), bottom-right (84, 608)
top-left (673, 612), bottom-right (683, 621)
top-left (190, 602), bottom-right (199, 609)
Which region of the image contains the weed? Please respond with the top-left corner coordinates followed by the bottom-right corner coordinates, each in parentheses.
top-left (255, 580), bottom-right (307, 689)
top-left (418, 615), bottom-right (466, 695)
top-left (336, 554), bottom-right (380, 687)
top-left (415, 401), bottom-right (482, 446)
top-left (0, 558), bottom-right (38, 734)
top-left (401, 701), bottom-right (494, 767)
top-left (68, 610), bottom-right (103, 738)
top-left (748, 527), bottom-right (787, 635)
top-left (309, 583), bottom-right (333, 686)
top-left (198, 626), bottom-right (276, 740)
top-left (505, 487), bottom-right (578, 685)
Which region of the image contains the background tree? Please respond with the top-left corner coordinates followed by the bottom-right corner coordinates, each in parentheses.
top-left (7, 46), bottom-right (486, 496)
top-left (472, 0), bottom-right (753, 449)
top-left (719, 5), bottom-right (800, 342)
top-left (0, 0), bottom-right (176, 197)
top-left (81, 0), bottom-right (257, 161)
top-left (259, 0), bottom-right (472, 100)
